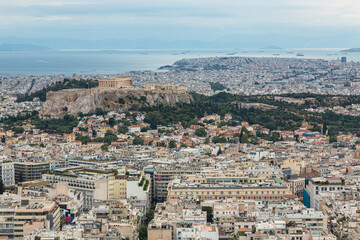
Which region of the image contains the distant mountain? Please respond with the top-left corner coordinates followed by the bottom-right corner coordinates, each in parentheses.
top-left (0, 43), bottom-right (49, 51)
top-left (340, 48), bottom-right (360, 53)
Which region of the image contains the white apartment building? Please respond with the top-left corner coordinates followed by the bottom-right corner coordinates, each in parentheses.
top-left (0, 162), bottom-right (15, 187)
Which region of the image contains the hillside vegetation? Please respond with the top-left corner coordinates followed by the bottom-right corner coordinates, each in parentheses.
top-left (17, 78), bottom-right (98, 102)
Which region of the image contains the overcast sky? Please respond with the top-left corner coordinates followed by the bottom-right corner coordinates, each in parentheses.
top-left (1, 0), bottom-right (360, 41)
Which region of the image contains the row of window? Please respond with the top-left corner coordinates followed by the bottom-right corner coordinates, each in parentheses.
top-left (174, 190), bottom-right (285, 195)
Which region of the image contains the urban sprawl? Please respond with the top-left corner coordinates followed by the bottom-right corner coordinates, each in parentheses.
top-left (0, 57), bottom-right (360, 240)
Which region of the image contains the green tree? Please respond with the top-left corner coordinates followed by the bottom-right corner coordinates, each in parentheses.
top-left (168, 140), bottom-right (177, 148)
top-left (195, 128), bottom-right (207, 137)
top-left (212, 135), bottom-right (227, 143)
top-left (323, 123), bottom-right (328, 135)
top-left (329, 136), bottom-right (337, 143)
top-left (141, 126), bottom-right (152, 132)
top-left (108, 117), bottom-right (116, 127)
top-left (138, 225), bottom-right (148, 240)
top-left (133, 136), bottom-right (144, 145)
top-left (104, 131), bottom-right (118, 144)
top-left (118, 125), bottom-right (128, 134)
top-left (118, 98), bottom-right (125, 104)
top-left (156, 141), bottom-right (166, 147)
top-left (95, 108), bottom-right (106, 116)
top-left (217, 121), bottom-right (226, 128)
top-left (144, 112), bottom-right (163, 129)
top-left (12, 127), bottom-right (25, 134)
top-left (201, 206), bottom-right (213, 223)
top-left (101, 143), bottom-right (109, 151)
top-left (92, 129), bottom-right (97, 137)
top-left (0, 180), bottom-right (5, 194)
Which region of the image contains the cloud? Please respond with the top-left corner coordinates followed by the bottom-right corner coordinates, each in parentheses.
top-left (0, 0), bottom-right (359, 40)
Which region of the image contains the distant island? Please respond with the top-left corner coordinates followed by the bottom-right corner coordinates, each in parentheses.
top-left (261, 45), bottom-right (282, 50)
top-left (340, 48), bottom-right (360, 53)
top-left (0, 43), bottom-right (50, 51)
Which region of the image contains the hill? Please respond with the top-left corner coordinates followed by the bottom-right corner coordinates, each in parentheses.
top-left (17, 79), bottom-right (99, 102)
top-left (340, 48), bottom-right (360, 53)
top-left (0, 43), bottom-right (49, 51)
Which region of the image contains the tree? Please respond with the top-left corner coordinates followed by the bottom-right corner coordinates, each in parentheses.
top-left (217, 121), bottom-right (226, 128)
top-left (195, 128), bottom-right (207, 137)
top-left (101, 143), bottom-right (109, 151)
top-left (201, 206), bottom-right (213, 223)
top-left (180, 143), bottom-right (188, 148)
top-left (141, 126), bottom-right (152, 132)
top-left (104, 131), bottom-right (118, 144)
top-left (118, 125), bottom-right (128, 134)
top-left (133, 136), bottom-right (144, 145)
top-left (329, 136), bottom-right (337, 143)
top-left (95, 108), bottom-right (106, 116)
top-left (108, 117), bottom-right (116, 127)
top-left (12, 127), bottom-right (24, 134)
top-left (323, 123), bottom-right (328, 135)
top-left (156, 141), bottom-right (166, 147)
top-left (111, 169), bottom-right (118, 175)
top-left (138, 225), bottom-right (148, 240)
top-left (212, 135), bottom-right (227, 143)
top-left (118, 98), bottom-right (125, 104)
top-left (0, 180), bottom-right (5, 194)
top-left (168, 140), bottom-right (177, 148)
top-left (144, 112), bottom-right (163, 129)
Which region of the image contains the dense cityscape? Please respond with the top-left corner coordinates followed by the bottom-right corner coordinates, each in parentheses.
top-left (0, 55), bottom-right (359, 240)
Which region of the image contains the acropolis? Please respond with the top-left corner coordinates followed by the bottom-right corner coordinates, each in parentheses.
top-left (98, 77), bottom-right (132, 88)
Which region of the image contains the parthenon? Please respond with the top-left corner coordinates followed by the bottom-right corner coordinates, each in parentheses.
top-left (98, 77), bottom-right (133, 88)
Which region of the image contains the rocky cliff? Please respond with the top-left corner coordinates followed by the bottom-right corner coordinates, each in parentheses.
top-left (40, 87), bottom-right (193, 117)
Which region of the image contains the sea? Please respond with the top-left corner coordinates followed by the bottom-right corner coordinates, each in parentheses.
top-left (0, 48), bottom-right (359, 76)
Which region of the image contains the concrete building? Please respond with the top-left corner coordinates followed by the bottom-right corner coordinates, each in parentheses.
top-left (286, 178), bottom-right (305, 198)
top-left (167, 180), bottom-right (291, 202)
top-left (153, 167), bottom-right (201, 202)
top-left (43, 170), bottom-right (108, 211)
top-left (0, 196), bottom-right (60, 240)
top-left (0, 161), bottom-right (15, 187)
top-left (14, 162), bottom-right (50, 183)
top-left (307, 177), bottom-right (345, 209)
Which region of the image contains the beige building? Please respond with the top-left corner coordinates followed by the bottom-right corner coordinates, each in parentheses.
top-left (167, 180), bottom-right (291, 202)
top-left (286, 178), bottom-right (305, 198)
top-left (98, 77), bottom-right (132, 88)
top-left (148, 222), bottom-right (173, 240)
top-left (108, 176), bottom-right (127, 199)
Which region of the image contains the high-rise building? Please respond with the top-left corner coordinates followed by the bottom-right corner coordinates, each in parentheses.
top-left (14, 162), bottom-right (50, 183)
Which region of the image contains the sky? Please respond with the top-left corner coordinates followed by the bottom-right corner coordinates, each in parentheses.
top-left (0, 0), bottom-right (360, 46)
